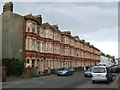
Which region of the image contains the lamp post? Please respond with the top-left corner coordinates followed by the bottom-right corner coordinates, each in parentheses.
top-left (20, 49), bottom-right (25, 75)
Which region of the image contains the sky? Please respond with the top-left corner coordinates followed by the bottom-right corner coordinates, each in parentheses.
top-left (0, 0), bottom-right (119, 58)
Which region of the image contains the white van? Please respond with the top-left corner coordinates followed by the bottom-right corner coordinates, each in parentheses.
top-left (91, 66), bottom-right (113, 84)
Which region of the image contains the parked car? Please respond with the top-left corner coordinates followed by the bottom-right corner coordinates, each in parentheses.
top-left (57, 67), bottom-right (73, 76)
top-left (84, 66), bottom-right (93, 77)
top-left (91, 66), bottom-right (113, 84)
top-left (84, 66), bottom-right (92, 71)
top-left (111, 65), bottom-right (120, 73)
top-left (68, 67), bottom-right (75, 72)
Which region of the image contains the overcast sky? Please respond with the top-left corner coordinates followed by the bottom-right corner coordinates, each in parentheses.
top-left (0, 1), bottom-right (118, 58)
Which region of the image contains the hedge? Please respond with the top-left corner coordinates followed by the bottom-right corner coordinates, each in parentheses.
top-left (2, 58), bottom-right (24, 76)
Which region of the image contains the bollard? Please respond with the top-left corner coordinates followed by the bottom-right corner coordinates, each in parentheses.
top-left (2, 67), bottom-right (6, 82)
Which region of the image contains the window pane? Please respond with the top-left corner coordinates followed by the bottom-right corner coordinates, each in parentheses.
top-left (27, 22), bottom-right (30, 32)
top-left (54, 61), bottom-right (56, 69)
top-left (27, 59), bottom-right (29, 63)
top-left (46, 60), bottom-right (48, 69)
top-left (40, 42), bottom-right (44, 52)
top-left (32, 40), bottom-right (35, 50)
top-left (50, 44), bottom-right (52, 53)
top-left (37, 42), bottom-right (40, 51)
top-left (46, 30), bottom-right (49, 38)
top-left (50, 31), bottom-right (53, 39)
top-left (41, 30), bottom-right (44, 36)
top-left (46, 43), bottom-right (49, 52)
top-left (39, 27), bottom-right (44, 37)
top-left (32, 23), bottom-right (35, 33)
top-left (27, 38), bottom-right (30, 50)
top-left (28, 27), bottom-right (30, 32)
top-left (27, 22), bottom-right (30, 26)
top-left (50, 60), bottom-right (52, 69)
top-left (54, 33), bottom-right (56, 40)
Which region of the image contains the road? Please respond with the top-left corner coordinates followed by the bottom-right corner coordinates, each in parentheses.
top-left (2, 72), bottom-right (119, 89)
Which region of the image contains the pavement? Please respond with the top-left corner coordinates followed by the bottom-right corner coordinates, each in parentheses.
top-left (113, 73), bottom-right (120, 88)
top-left (2, 71), bottom-right (83, 85)
top-left (2, 74), bottom-right (57, 85)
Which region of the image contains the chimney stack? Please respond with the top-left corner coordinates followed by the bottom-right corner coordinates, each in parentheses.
top-left (3, 2), bottom-right (13, 13)
top-left (35, 15), bottom-right (42, 24)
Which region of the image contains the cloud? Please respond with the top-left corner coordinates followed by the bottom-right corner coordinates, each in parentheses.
top-left (94, 41), bottom-right (118, 58)
top-left (0, 2), bottom-right (118, 57)
top-left (79, 26), bottom-right (118, 42)
top-left (0, 0), bottom-right (119, 2)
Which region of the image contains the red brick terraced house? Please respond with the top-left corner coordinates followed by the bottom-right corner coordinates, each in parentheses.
top-left (2, 2), bottom-right (100, 73)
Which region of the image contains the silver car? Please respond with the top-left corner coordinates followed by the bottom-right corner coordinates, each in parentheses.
top-left (84, 67), bottom-right (93, 77)
top-left (91, 66), bottom-right (113, 84)
top-left (57, 68), bottom-right (73, 76)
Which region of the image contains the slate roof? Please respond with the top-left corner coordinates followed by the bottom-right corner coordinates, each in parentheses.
top-left (24, 13), bottom-right (40, 24)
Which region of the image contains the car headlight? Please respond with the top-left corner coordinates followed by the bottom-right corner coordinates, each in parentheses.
top-left (62, 72), bottom-right (66, 74)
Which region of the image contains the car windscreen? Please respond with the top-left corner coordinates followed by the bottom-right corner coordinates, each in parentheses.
top-left (93, 67), bottom-right (106, 73)
top-left (87, 67), bottom-right (92, 71)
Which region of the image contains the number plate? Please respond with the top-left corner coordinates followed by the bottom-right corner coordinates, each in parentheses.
top-left (97, 74), bottom-right (101, 76)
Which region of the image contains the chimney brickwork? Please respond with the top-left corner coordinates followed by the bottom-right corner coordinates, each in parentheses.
top-left (3, 2), bottom-right (13, 13)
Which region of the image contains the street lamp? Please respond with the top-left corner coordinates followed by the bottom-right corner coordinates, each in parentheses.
top-left (19, 48), bottom-right (25, 74)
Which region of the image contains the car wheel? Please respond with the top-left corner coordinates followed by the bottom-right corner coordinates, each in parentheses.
top-left (106, 78), bottom-right (110, 84)
top-left (84, 74), bottom-right (87, 77)
top-left (111, 77), bottom-right (113, 81)
top-left (92, 80), bottom-right (95, 84)
top-left (66, 73), bottom-right (69, 76)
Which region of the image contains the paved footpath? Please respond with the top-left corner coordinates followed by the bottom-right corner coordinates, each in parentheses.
top-left (2, 74), bottom-right (57, 86)
top-left (2, 71), bottom-right (83, 85)
top-left (113, 73), bottom-right (120, 89)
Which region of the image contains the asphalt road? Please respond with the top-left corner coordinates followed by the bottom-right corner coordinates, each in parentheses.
top-left (2, 72), bottom-right (119, 88)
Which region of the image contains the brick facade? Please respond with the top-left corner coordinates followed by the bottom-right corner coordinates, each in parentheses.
top-left (24, 14), bottom-right (100, 72)
top-left (2, 2), bottom-right (101, 73)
